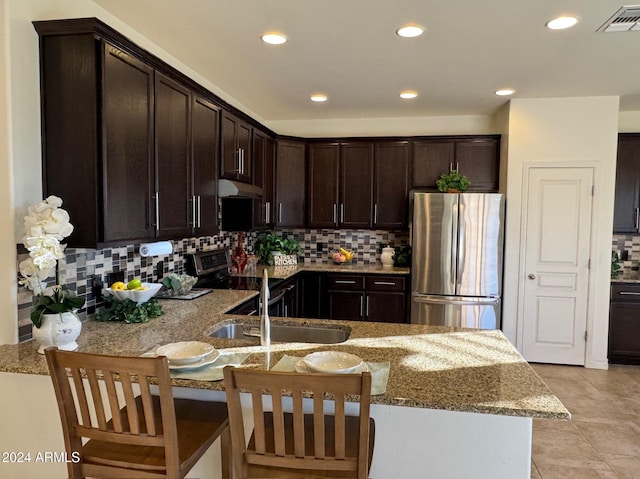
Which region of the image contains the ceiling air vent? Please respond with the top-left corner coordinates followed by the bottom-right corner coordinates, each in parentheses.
top-left (597, 5), bottom-right (640, 32)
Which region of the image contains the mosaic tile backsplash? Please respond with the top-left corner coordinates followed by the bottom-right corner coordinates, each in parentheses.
top-left (612, 234), bottom-right (640, 274)
top-left (17, 228), bottom-right (409, 341)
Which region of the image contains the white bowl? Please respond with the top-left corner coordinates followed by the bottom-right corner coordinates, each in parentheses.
top-left (302, 351), bottom-right (364, 374)
top-left (105, 282), bottom-right (162, 305)
top-left (156, 341), bottom-right (216, 365)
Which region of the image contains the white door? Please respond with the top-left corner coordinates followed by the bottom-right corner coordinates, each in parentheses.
top-left (521, 167), bottom-right (593, 365)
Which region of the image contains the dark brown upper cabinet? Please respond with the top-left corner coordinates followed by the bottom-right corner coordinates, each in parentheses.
top-left (308, 141), bottom-right (409, 229)
top-left (34, 19), bottom-right (221, 247)
top-left (154, 73), bottom-right (192, 239)
top-left (613, 134), bottom-right (640, 234)
top-left (308, 142), bottom-right (374, 229)
top-left (412, 136), bottom-right (500, 192)
top-left (191, 95), bottom-right (220, 237)
top-left (276, 140), bottom-right (307, 228)
top-left (221, 110), bottom-right (252, 183)
top-left (373, 141), bottom-right (410, 228)
top-left (253, 130), bottom-right (276, 228)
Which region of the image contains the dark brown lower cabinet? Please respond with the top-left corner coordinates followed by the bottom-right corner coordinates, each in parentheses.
top-left (609, 283), bottom-right (640, 364)
top-left (327, 273), bottom-right (408, 323)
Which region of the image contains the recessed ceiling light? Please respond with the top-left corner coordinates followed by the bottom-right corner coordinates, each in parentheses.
top-left (310, 94), bottom-right (328, 102)
top-left (495, 88), bottom-right (515, 96)
top-left (261, 32), bottom-right (287, 45)
top-left (400, 90), bottom-right (418, 99)
top-left (545, 16), bottom-right (578, 30)
top-left (396, 24), bottom-right (425, 38)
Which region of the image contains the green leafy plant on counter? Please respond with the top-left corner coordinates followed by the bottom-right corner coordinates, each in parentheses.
top-left (95, 296), bottom-right (163, 324)
top-left (393, 245), bottom-right (412, 267)
top-left (255, 232), bottom-right (301, 265)
top-left (611, 251), bottom-right (622, 279)
top-left (436, 170), bottom-right (470, 193)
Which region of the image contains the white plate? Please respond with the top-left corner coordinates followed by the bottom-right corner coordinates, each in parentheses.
top-left (302, 351), bottom-right (364, 374)
top-left (156, 341), bottom-right (216, 365)
top-left (167, 349), bottom-right (220, 370)
top-left (295, 359), bottom-right (368, 374)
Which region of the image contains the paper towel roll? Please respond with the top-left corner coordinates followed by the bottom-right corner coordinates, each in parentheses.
top-left (139, 241), bottom-right (173, 257)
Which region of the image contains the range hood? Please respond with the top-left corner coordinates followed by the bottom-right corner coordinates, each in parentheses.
top-left (218, 179), bottom-right (262, 198)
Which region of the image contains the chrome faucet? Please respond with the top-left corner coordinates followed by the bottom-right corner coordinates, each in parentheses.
top-left (260, 268), bottom-right (271, 347)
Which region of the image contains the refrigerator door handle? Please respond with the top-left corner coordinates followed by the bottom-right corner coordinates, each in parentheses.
top-left (412, 293), bottom-right (500, 306)
top-left (451, 202), bottom-right (458, 285)
top-left (457, 203), bottom-right (466, 284)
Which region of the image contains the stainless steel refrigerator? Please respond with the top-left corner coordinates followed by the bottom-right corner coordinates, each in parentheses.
top-left (410, 192), bottom-right (504, 329)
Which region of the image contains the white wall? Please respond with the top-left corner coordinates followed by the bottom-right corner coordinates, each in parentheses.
top-left (619, 111), bottom-right (640, 132)
top-left (501, 97), bottom-right (619, 369)
top-left (267, 114), bottom-right (497, 138)
top-left (0, 0), bottom-right (18, 345)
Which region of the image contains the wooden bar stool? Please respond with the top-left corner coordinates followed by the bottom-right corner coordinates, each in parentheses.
top-left (223, 366), bottom-right (375, 479)
top-left (44, 347), bottom-right (230, 479)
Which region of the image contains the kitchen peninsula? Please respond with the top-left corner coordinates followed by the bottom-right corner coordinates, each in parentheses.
top-left (0, 286), bottom-right (568, 479)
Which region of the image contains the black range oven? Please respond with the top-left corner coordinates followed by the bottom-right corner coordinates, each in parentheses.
top-left (186, 249), bottom-right (282, 291)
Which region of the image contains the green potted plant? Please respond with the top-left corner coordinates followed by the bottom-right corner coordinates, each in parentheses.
top-left (255, 232), bottom-right (301, 265)
top-left (436, 170), bottom-right (470, 193)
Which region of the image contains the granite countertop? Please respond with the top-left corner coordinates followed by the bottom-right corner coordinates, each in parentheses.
top-left (611, 272), bottom-right (640, 283)
top-left (0, 289), bottom-right (569, 421)
top-left (233, 262), bottom-right (410, 280)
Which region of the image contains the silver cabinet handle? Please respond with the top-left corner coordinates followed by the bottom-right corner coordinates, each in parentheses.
top-left (360, 295), bottom-right (364, 318)
top-left (284, 304), bottom-right (288, 317)
top-left (449, 162), bottom-right (453, 173)
top-left (335, 280), bottom-right (356, 284)
top-left (635, 207), bottom-right (639, 232)
top-left (191, 195), bottom-right (197, 227)
top-left (266, 202), bottom-right (271, 224)
top-left (197, 195), bottom-right (202, 228)
top-left (153, 192), bottom-right (160, 231)
top-left (374, 204), bottom-right (378, 224)
top-left (455, 162), bottom-right (460, 172)
top-left (241, 148), bottom-right (245, 175)
top-left (340, 203), bottom-right (345, 223)
top-left (374, 281), bottom-right (396, 286)
top-left (333, 204), bottom-right (337, 225)
top-left (264, 202), bottom-right (268, 224)
top-left (619, 291), bottom-right (640, 296)
top-left (365, 295), bottom-right (369, 317)
top-left (278, 203), bottom-right (282, 223)
top-left (528, 274), bottom-right (536, 280)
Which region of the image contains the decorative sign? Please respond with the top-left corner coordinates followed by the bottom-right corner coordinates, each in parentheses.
top-left (273, 254), bottom-right (298, 266)
top-left (274, 265), bottom-right (298, 276)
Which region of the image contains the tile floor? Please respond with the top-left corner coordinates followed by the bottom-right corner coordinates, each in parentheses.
top-left (531, 363), bottom-right (640, 478)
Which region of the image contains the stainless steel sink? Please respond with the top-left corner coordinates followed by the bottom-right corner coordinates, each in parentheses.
top-left (207, 321), bottom-right (350, 344)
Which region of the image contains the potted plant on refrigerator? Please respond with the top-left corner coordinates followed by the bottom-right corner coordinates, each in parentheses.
top-left (436, 170), bottom-right (470, 193)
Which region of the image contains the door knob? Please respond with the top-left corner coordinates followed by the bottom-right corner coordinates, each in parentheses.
top-left (527, 274), bottom-right (536, 280)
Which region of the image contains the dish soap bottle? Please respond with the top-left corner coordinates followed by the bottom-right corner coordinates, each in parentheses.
top-left (260, 268), bottom-right (270, 347)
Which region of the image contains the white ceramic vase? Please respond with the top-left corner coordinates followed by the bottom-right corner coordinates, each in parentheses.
top-left (32, 312), bottom-right (82, 354)
top-left (381, 246), bottom-right (395, 267)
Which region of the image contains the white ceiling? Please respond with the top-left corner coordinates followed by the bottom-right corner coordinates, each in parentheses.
top-left (94, 0), bottom-right (640, 122)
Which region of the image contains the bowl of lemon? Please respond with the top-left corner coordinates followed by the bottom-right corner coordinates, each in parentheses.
top-left (106, 278), bottom-right (162, 305)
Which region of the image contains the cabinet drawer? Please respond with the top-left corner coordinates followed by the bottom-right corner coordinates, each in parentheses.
top-left (365, 275), bottom-right (406, 292)
top-left (327, 274), bottom-right (364, 291)
top-left (611, 283), bottom-right (640, 302)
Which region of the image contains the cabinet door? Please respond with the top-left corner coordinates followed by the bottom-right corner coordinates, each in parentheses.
top-left (329, 291), bottom-right (364, 320)
top-left (366, 292), bottom-right (406, 323)
top-left (455, 139), bottom-right (499, 191)
top-left (308, 143), bottom-right (340, 228)
top-left (283, 282), bottom-right (298, 317)
top-left (103, 44), bottom-right (155, 243)
top-left (412, 140), bottom-right (455, 189)
top-left (374, 141), bottom-right (410, 228)
top-left (613, 135), bottom-right (640, 233)
top-left (220, 111), bottom-right (239, 179)
top-left (191, 95), bottom-right (219, 237)
top-left (276, 140), bottom-right (306, 227)
top-left (252, 131), bottom-right (276, 228)
top-left (340, 142), bottom-right (373, 228)
top-left (154, 73), bottom-right (192, 239)
top-left (237, 120), bottom-right (252, 183)
top-left (609, 302), bottom-right (640, 363)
